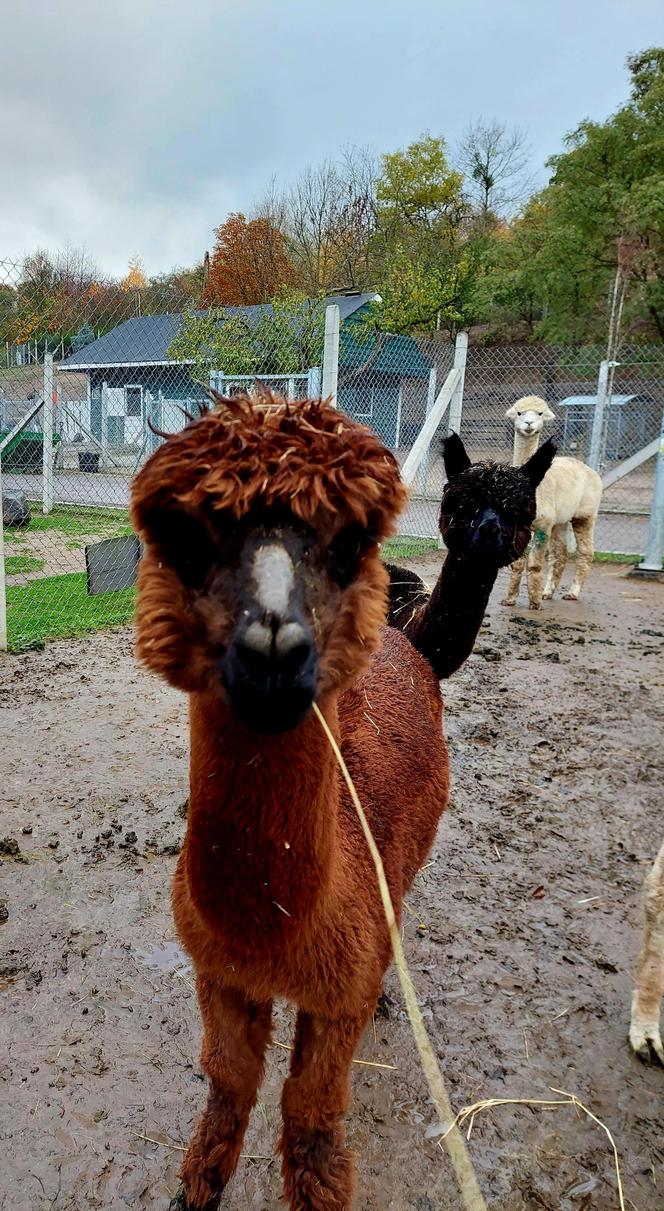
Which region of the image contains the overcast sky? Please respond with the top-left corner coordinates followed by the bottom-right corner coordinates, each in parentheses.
top-left (2, 0), bottom-right (662, 279)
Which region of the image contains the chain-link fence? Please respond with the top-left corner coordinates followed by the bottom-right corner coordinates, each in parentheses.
top-left (1, 252), bottom-right (663, 651)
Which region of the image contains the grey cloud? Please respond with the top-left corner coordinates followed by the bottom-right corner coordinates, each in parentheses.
top-left (2, 0), bottom-right (662, 277)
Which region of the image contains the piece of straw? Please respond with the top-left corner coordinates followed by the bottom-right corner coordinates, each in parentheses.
top-left (313, 702), bottom-right (488, 1211)
top-left (440, 1089), bottom-right (625, 1211)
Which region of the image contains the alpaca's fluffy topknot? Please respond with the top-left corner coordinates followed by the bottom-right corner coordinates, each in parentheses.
top-left (131, 390), bottom-right (407, 538)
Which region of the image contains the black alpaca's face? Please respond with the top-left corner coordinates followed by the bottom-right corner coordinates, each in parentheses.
top-left (439, 434), bottom-right (556, 567)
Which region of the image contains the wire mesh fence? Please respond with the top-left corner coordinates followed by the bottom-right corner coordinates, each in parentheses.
top-left (1, 252), bottom-right (663, 651)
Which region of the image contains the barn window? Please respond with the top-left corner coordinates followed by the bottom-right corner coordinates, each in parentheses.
top-left (125, 385), bottom-right (143, 417)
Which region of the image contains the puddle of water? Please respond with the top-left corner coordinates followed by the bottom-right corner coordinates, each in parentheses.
top-left (133, 940), bottom-right (191, 974)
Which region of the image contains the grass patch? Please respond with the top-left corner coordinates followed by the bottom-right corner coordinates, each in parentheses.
top-left (24, 504), bottom-right (132, 537)
top-left (381, 536), bottom-right (438, 560)
top-left (5, 554), bottom-right (45, 576)
top-left (7, 572), bottom-right (135, 651)
top-left (594, 551), bottom-right (643, 564)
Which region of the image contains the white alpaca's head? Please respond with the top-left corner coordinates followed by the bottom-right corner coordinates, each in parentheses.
top-left (505, 396), bottom-right (555, 439)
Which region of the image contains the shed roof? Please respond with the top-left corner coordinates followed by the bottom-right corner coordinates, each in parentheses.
top-left (60, 294), bottom-right (380, 371)
top-left (559, 394), bottom-right (638, 408)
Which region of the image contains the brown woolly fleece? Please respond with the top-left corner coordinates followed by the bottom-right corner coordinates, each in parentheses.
top-left (131, 394), bottom-right (449, 1211)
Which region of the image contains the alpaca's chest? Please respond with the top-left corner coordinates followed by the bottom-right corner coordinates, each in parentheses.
top-left (171, 846), bottom-right (387, 1014)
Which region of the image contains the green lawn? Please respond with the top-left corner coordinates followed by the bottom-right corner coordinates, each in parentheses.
top-left (7, 572), bottom-right (135, 652)
top-left (5, 554), bottom-right (45, 576)
top-left (24, 505), bottom-right (132, 538)
top-left (381, 536), bottom-right (438, 560)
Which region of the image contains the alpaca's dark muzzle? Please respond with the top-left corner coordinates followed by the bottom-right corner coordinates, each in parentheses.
top-left (471, 508), bottom-right (507, 553)
top-left (222, 611), bottom-right (318, 734)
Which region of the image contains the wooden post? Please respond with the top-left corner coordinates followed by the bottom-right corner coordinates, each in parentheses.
top-left (321, 304), bottom-right (340, 407)
top-left (448, 332), bottom-right (468, 435)
top-left (42, 352), bottom-right (54, 515)
top-left (401, 366), bottom-right (462, 486)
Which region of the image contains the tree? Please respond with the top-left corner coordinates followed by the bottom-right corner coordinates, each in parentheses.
top-left (202, 213), bottom-right (298, 306)
top-left (474, 48), bottom-right (664, 343)
top-left (168, 291), bottom-right (325, 377)
top-left (121, 257), bottom-right (148, 291)
top-left (457, 118), bottom-right (531, 222)
top-left (368, 135), bottom-right (469, 334)
top-left (263, 147), bottom-right (377, 294)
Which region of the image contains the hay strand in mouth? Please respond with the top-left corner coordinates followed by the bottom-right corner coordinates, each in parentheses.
top-left (313, 702), bottom-right (488, 1211)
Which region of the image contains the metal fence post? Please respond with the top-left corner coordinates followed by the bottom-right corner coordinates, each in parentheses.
top-left (321, 304), bottom-right (340, 407)
top-left (418, 366), bottom-right (438, 494)
top-left (42, 352), bottom-right (54, 515)
top-left (101, 380), bottom-right (109, 469)
top-left (0, 453), bottom-right (7, 650)
top-left (639, 403), bottom-right (664, 571)
top-left (588, 359), bottom-right (609, 471)
top-left (448, 332), bottom-right (468, 435)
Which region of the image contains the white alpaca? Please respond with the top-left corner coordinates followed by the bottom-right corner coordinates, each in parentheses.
top-left (501, 395), bottom-right (603, 610)
top-left (630, 840), bottom-right (664, 1064)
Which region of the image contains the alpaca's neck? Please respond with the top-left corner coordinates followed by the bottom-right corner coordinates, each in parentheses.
top-left (512, 429), bottom-right (540, 466)
top-left (185, 693), bottom-right (340, 936)
top-left (405, 552), bottom-right (498, 680)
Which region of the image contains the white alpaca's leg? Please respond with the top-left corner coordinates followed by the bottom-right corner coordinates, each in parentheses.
top-left (543, 523), bottom-right (568, 599)
top-left (564, 516), bottom-right (595, 600)
top-left (526, 527), bottom-right (550, 610)
top-left (630, 842), bottom-right (664, 1063)
top-left (501, 552), bottom-right (526, 606)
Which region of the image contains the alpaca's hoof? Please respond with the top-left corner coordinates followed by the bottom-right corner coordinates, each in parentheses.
top-left (527, 602), bottom-right (542, 611)
top-left (375, 991), bottom-right (395, 1020)
top-left (542, 590), bottom-right (553, 600)
top-left (169, 1184), bottom-right (222, 1210)
top-left (500, 598), bottom-right (516, 607)
top-left (629, 1020), bottom-right (664, 1065)
top-left (562, 591), bottom-right (579, 601)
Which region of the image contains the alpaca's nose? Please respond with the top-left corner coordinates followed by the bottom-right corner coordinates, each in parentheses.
top-left (235, 617), bottom-right (314, 678)
top-left (222, 612), bottom-right (318, 733)
top-left (473, 509), bottom-right (504, 548)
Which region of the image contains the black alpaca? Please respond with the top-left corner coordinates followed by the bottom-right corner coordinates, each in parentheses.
top-left (386, 433), bottom-right (556, 678)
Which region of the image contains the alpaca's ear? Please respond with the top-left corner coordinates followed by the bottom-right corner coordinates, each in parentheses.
top-left (442, 432), bottom-right (471, 480)
top-left (541, 402), bottom-right (556, 422)
top-left (521, 439), bottom-right (557, 488)
top-left (505, 403), bottom-right (519, 420)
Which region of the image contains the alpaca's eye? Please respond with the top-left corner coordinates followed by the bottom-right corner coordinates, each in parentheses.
top-left (149, 510), bottom-right (214, 588)
top-left (328, 524), bottom-right (372, 588)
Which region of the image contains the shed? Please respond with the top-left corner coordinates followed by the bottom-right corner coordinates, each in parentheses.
top-left (59, 294), bottom-right (433, 450)
top-left (558, 393), bottom-right (658, 460)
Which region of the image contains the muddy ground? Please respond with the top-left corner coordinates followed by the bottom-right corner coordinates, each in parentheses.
top-left (1, 561), bottom-right (662, 1211)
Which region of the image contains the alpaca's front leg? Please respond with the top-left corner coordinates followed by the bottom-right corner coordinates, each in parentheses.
top-left (501, 553), bottom-right (525, 606)
top-left (563, 517), bottom-right (595, 601)
top-left (174, 980), bottom-right (273, 1210)
top-left (542, 524), bottom-right (568, 599)
top-left (630, 842), bottom-right (664, 1064)
top-left (526, 527), bottom-right (550, 609)
top-left (280, 1009), bottom-right (369, 1210)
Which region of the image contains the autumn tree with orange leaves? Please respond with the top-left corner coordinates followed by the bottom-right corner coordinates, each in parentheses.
top-left (202, 212), bottom-right (298, 306)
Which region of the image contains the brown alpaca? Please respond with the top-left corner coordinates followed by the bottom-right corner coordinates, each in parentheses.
top-left (629, 840), bottom-right (664, 1065)
top-left (386, 435), bottom-right (557, 677)
top-left (131, 393), bottom-right (449, 1210)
